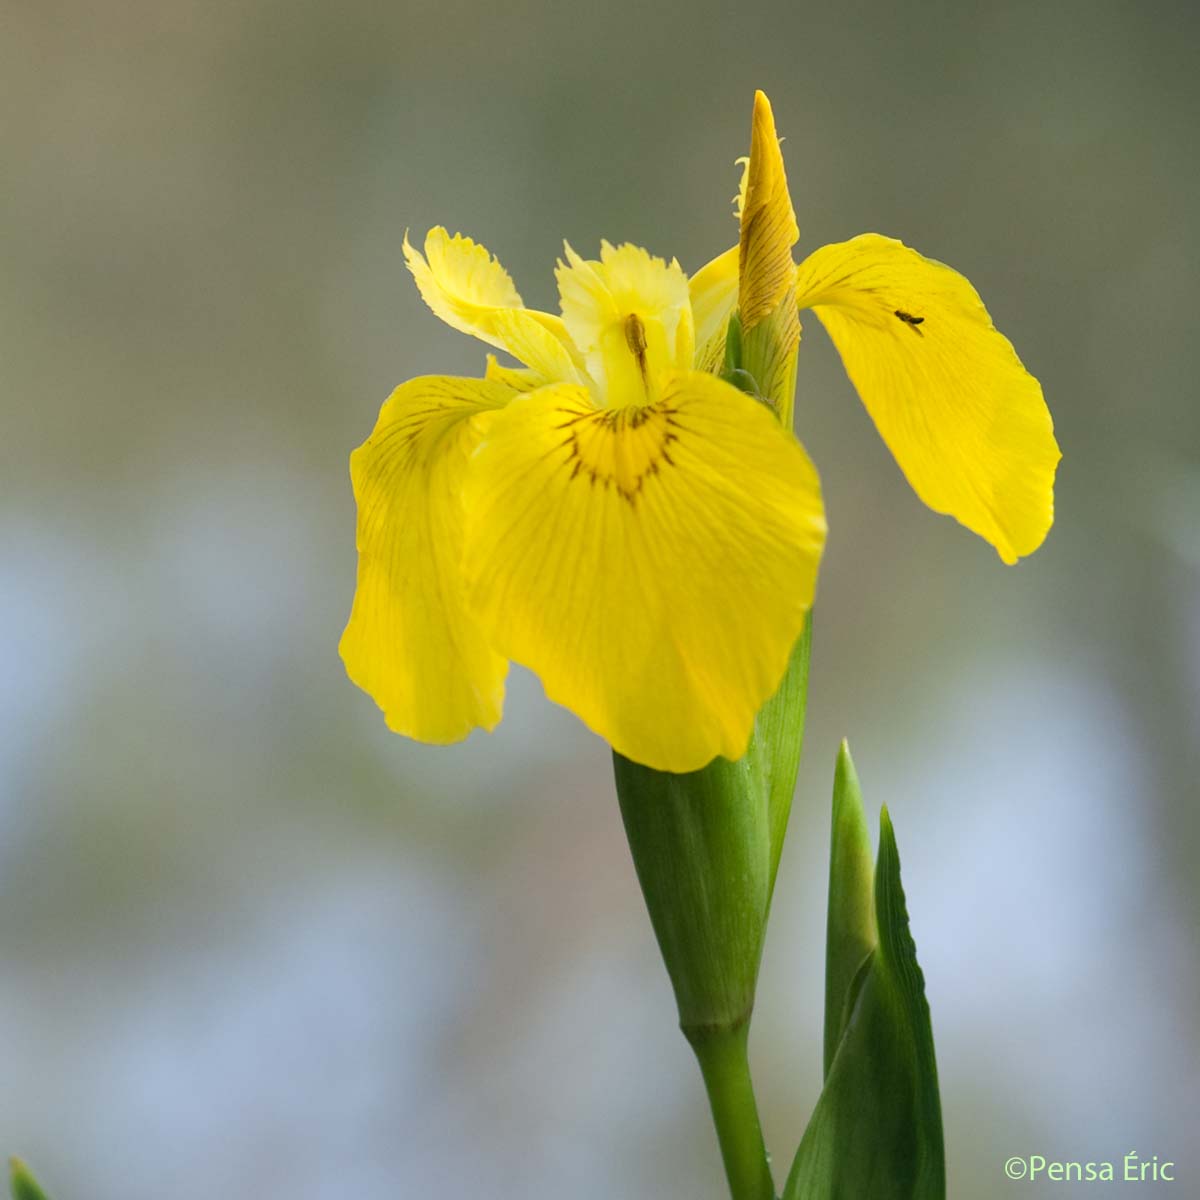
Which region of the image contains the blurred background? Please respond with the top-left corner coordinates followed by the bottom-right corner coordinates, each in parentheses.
top-left (2, 0), bottom-right (1197, 1196)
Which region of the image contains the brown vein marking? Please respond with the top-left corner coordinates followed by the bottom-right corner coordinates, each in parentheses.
top-left (560, 402), bottom-right (681, 504)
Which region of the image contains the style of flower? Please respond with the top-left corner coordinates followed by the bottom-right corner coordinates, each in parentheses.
top-left (340, 91), bottom-right (1059, 772)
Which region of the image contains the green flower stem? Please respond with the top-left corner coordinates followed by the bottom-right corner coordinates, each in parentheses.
top-left (687, 1022), bottom-right (776, 1200)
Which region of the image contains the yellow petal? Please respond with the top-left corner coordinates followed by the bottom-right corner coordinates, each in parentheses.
top-left (484, 352), bottom-right (542, 393)
top-left (689, 244), bottom-right (739, 374)
top-left (340, 374), bottom-right (512, 742)
top-left (794, 233), bottom-right (1060, 562)
top-left (403, 227), bottom-right (582, 384)
top-left (462, 373), bottom-right (827, 772)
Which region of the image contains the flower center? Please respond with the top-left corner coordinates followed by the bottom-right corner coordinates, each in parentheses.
top-left (624, 313), bottom-right (650, 380)
top-left (593, 310), bottom-right (673, 406)
top-left (556, 242), bottom-right (695, 406)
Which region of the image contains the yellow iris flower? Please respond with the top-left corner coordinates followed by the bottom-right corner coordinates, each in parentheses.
top-left (340, 91), bottom-right (1059, 773)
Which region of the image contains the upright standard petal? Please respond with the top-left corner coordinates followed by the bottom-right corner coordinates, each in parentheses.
top-left (462, 373), bottom-right (827, 773)
top-left (556, 241), bottom-right (694, 402)
top-left (689, 244), bottom-right (739, 375)
top-left (340, 375), bottom-right (512, 743)
top-left (795, 233), bottom-right (1060, 563)
top-left (404, 228), bottom-right (582, 384)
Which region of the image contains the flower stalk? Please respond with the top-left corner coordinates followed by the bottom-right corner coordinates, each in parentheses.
top-left (689, 1022), bottom-right (775, 1200)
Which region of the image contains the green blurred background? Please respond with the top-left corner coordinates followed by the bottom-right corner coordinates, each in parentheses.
top-left (3, 1), bottom-right (1197, 1196)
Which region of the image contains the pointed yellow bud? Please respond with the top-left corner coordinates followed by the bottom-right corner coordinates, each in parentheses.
top-left (738, 91), bottom-right (799, 330)
top-left (737, 91), bottom-right (802, 424)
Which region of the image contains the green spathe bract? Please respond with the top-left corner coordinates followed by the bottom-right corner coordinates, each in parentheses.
top-left (613, 621), bottom-right (811, 1034)
top-left (784, 744), bottom-right (945, 1200)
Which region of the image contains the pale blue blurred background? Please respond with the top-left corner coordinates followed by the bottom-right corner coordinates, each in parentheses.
top-left (2, 1), bottom-right (1197, 1196)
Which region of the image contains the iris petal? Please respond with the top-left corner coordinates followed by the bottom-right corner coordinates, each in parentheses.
top-left (795, 233), bottom-right (1060, 562)
top-left (462, 372), bottom-right (826, 772)
top-left (689, 244), bottom-right (740, 374)
top-left (340, 375), bottom-right (513, 741)
top-left (404, 228), bottom-right (582, 384)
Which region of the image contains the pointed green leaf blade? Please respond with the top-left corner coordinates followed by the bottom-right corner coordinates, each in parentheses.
top-left (823, 741), bottom-right (878, 1077)
top-left (9, 1160), bottom-right (52, 1200)
top-left (784, 789), bottom-right (944, 1200)
top-left (875, 805), bottom-right (943, 1177)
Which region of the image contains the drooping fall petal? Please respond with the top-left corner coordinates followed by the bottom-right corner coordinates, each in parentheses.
top-left (340, 375), bottom-right (513, 742)
top-left (795, 233), bottom-right (1060, 562)
top-left (462, 373), bottom-right (827, 772)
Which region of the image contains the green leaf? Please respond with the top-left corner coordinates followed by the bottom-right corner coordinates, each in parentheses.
top-left (9, 1159), bottom-right (52, 1200)
top-left (823, 740), bottom-right (878, 1077)
top-left (783, 748), bottom-right (945, 1200)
